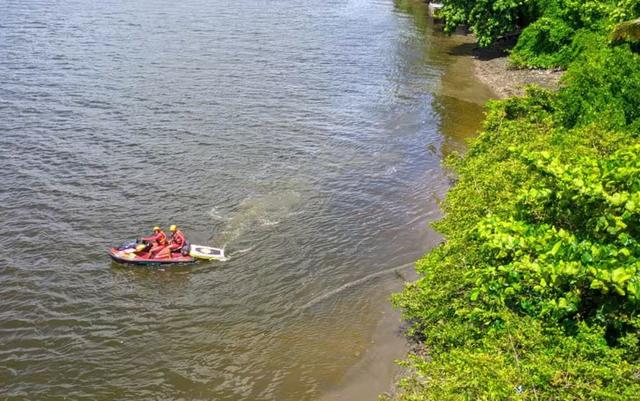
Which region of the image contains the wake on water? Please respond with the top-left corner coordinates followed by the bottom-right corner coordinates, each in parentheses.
top-left (207, 190), bottom-right (307, 254)
top-left (205, 191), bottom-right (416, 311)
top-left (296, 262), bottom-right (415, 313)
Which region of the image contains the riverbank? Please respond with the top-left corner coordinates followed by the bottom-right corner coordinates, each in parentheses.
top-left (382, 12), bottom-right (568, 401)
top-left (321, 5), bottom-right (501, 399)
top-left (471, 39), bottom-right (563, 98)
top-left (390, 2), bottom-right (640, 398)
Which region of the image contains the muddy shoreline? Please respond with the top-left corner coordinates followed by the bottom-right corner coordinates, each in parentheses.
top-left (470, 38), bottom-right (563, 98)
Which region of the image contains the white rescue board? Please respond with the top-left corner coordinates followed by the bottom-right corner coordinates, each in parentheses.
top-left (189, 244), bottom-right (227, 261)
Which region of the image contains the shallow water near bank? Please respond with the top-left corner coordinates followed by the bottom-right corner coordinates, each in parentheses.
top-left (0, 0), bottom-right (492, 399)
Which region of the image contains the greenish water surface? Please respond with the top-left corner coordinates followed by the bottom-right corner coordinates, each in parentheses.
top-left (0, 0), bottom-right (492, 399)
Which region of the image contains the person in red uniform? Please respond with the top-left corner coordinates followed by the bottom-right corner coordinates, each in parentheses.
top-left (142, 226), bottom-right (169, 259)
top-left (168, 224), bottom-right (188, 254)
top-left (142, 226), bottom-right (168, 246)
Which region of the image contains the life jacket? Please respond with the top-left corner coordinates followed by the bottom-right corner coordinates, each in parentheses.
top-left (170, 230), bottom-right (186, 249)
top-left (156, 231), bottom-right (168, 245)
top-left (144, 230), bottom-right (167, 246)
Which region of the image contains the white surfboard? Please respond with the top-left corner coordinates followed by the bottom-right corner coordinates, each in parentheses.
top-left (189, 245), bottom-right (227, 261)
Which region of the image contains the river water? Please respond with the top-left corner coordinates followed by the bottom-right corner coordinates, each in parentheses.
top-left (0, 0), bottom-right (492, 399)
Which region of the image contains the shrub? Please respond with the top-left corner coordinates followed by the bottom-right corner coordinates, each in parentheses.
top-left (559, 45), bottom-right (640, 131)
top-left (390, 2), bottom-right (640, 400)
top-left (510, 17), bottom-right (575, 68)
top-left (386, 315), bottom-right (640, 401)
top-left (391, 86), bottom-right (640, 400)
top-left (438, 0), bottom-right (640, 68)
top-left (440, 0), bottom-right (540, 47)
top-left (473, 144), bottom-right (640, 334)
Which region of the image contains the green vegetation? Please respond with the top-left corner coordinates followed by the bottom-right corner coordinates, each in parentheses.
top-left (439, 0), bottom-right (640, 68)
top-left (388, 2), bottom-right (640, 399)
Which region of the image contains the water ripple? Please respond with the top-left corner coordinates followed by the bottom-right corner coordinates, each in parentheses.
top-left (0, 0), bottom-right (478, 399)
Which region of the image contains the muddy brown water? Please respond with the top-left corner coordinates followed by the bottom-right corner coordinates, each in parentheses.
top-left (0, 0), bottom-right (493, 399)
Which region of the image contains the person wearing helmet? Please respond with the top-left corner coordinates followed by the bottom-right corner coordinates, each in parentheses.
top-left (142, 226), bottom-right (168, 259)
top-left (142, 226), bottom-right (168, 247)
top-left (168, 224), bottom-right (188, 255)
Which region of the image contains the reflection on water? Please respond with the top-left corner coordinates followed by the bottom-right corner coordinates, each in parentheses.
top-left (394, 0), bottom-right (495, 156)
top-left (402, 0), bottom-right (494, 155)
top-left (0, 0), bottom-right (493, 399)
top-left (432, 30), bottom-right (495, 156)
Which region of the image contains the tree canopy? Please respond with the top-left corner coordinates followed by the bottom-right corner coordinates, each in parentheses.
top-left (439, 0), bottom-right (640, 68)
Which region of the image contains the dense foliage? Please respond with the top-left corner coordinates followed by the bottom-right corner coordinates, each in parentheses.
top-left (439, 0), bottom-right (640, 68)
top-left (440, 0), bottom-right (539, 47)
top-left (388, 38), bottom-right (640, 400)
top-left (559, 44), bottom-right (640, 130)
